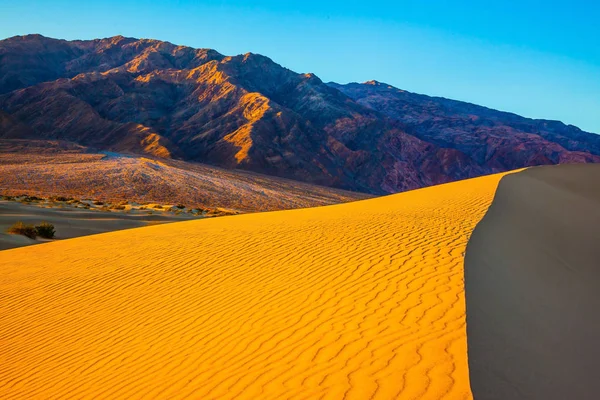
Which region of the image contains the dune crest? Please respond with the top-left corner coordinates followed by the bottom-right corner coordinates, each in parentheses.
top-left (0, 172), bottom-right (510, 399)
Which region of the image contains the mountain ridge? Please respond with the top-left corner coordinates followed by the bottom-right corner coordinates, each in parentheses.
top-left (1, 34), bottom-right (598, 194)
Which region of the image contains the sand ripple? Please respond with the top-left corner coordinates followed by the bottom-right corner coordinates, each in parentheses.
top-left (0, 172), bottom-right (508, 399)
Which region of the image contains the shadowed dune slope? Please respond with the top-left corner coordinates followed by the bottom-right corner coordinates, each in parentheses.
top-left (465, 164), bottom-right (600, 400)
top-left (0, 171), bottom-right (510, 399)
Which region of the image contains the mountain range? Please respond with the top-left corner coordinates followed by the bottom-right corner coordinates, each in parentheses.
top-left (1, 34), bottom-right (599, 195)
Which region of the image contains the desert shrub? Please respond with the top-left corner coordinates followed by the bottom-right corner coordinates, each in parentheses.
top-left (110, 204), bottom-right (126, 210)
top-left (35, 222), bottom-right (56, 239)
top-left (23, 196), bottom-right (41, 202)
top-left (153, 205), bottom-right (163, 209)
top-left (175, 204), bottom-right (185, 209)
top-left (93, 200), bottom-right (104, 205)
top-left (7, 222), bottom-right (37, 239)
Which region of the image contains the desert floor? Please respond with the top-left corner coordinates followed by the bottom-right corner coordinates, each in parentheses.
top-left (0, 200), bottom-right (200, 251)
top-left (1, 170), bottom-right (509, 399)
top-left (0, 139), bottom-right (369, 212)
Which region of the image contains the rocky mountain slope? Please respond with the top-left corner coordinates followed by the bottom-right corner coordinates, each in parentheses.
top-left (1, 34), bottom-right (598, 194)
top-left (330, 81), bottom-right (600, 173)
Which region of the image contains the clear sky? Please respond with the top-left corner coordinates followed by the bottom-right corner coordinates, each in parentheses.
top-left (1, 0), bottom-right (599, 133)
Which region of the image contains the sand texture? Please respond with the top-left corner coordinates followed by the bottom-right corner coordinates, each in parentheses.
top-left (0, 172), bottom-right (508, 399)
top-left (465, 164), bottom-right (600, 400)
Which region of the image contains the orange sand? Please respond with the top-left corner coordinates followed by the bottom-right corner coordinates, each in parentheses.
top-left (0, 171), bottom-right (510, 399)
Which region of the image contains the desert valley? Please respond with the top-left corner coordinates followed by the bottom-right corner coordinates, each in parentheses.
top-left (1, 30), bottom-right (599, 400)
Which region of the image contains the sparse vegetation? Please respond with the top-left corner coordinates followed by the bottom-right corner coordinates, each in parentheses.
top-left (6, 221), bottom-right (56, 239)
top-left (21, 195), bottom-right (41, 202)
top-left (35, 222), bottom-right (56, 239)
top-left (1, 191), bottom-right (227, 222)
top-left (7, 222), bottom-right (37, 239)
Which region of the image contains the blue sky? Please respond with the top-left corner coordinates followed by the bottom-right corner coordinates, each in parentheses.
top-left (1, 0), bottom-right (599, 133)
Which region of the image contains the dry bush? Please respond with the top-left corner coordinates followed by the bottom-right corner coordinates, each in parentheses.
top-left (35, 222), bottom-right (55, 239)
top-left (7, 222), bottom-right (37, 239)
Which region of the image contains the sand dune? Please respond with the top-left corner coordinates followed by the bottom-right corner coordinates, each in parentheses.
top-left (0, 171), bottom-right (510, 399)
top-left (465, 164), bottom-right (600, 400)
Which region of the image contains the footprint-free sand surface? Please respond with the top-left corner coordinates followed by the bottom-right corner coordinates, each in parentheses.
top-left (465, 164), bottom-right (600, 400)
top-left (0, 200), bottom-right (199, 251)
top-left (0, 171), bottom-right (510, 399)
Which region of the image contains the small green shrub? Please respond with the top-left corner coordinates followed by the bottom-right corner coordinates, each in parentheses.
top-left (7, 222), bottom-right (37, 239)
top-left (35, 222), bottom-right (56, 239)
